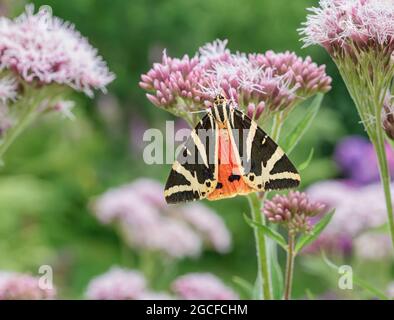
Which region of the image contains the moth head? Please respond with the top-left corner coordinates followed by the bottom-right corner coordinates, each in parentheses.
top-left (213, 94), bottom-right (226, 107)
top-left (212, 95), bottom-right (231, 125)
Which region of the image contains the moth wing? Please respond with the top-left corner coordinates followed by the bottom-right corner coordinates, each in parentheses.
top-left (230, 108), bottom-right (300, 191)
top-left (164, 113), bottom-right (218, 204)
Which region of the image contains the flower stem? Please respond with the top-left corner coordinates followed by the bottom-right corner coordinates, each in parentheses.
top-left (247, 192), bottom-right (272, 300)
top-left (372, 126), bottom-right (394, 249)
top-left (0, 99), bottom-right (40, 160)
top-left (283, 232), bottom-right (295, 300)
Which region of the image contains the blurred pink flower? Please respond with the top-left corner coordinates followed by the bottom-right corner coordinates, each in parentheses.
top-left (334, 135), bottom-right (394, 185)
top-left (171, 273), bottom-right (238, 300)
top-left (354, 232), bottom-right (393, 261)
top-left (180, 203), bottom-right (231, 253)
top-left (91, 178), bottom-right (232, 259)
top-left (300, 0), bottom-right (394, 55)
top-left (0, 272), bottom-right (56, 300)
top-left (263, 191), bottom-right (326, 235)
top-left (91, 184), bottom-right (161, 226)
top-left (121, 218), bottom-right (203, 259)
top-left (305, 180), bottom-right (391, 254)
top-left (85, 267), bottom-right (146, 300)
top-left (0, 5), bottom-right (114, 97)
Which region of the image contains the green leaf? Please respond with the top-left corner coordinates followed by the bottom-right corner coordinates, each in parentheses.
top-left (298, 148), bottom-right (314, 172)
top-left (232, 276), bottom-right (254, 299)
top-left (243, 213), bottom-right (287, 250)
top-left (321, 252), bottom-right (388, 300)
top-left (295, 209), bottom-right (335, 254)
top-left (282, 93), bottom-right (324, 154)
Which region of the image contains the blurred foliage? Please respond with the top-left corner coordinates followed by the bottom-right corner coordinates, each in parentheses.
top-left (0, 0), bottom-right (384, 299)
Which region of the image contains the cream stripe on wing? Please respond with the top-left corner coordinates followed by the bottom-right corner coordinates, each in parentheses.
top-left (246, 121), bottom-right (257, 162)
top-left (264, 147), bottom-right (284, 173)
top-left (164, 184), bottom-right (195, 197)
top-left (190, 130), bottom-right (209, 168)
top-left (269, 172), bottom-right (301, 181)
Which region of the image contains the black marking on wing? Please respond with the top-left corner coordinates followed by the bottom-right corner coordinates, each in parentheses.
top-left (164, 170), bottom-right (191, 190)
top-left (228, 174), bottom-right (241, 182)
top-left (165, 191), bottom-right (200, 204)
top-left (265, 179), bottom-right (299, 190)
top-left (270, 154), bottom-right (298, 175)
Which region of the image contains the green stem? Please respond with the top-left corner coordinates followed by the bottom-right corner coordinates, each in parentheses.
top-left (372, 126), bottom-right (394, 249)
top-left (283, 232), bottom-right (295, 300)
top-left (247, 192), bottom-right (272, 300)
top-left (0, 102), bottom-right (39, 160)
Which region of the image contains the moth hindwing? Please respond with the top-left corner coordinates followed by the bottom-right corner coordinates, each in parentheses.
top-left (164, 113), bottom-right (218, 204)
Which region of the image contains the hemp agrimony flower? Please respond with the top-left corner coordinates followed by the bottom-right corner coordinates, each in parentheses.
top-left (264, 191), bottom-right (326, 235)
top-left (0, 5), bottom-right (114, 159)
top-left (263, 191), bottom-right (326, 299)
top-left (300, 0), bottom-right (394, 250)
top-left (140, 39), bottom-right (331, 124)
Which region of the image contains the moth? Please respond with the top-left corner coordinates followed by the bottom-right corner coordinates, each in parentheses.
top-left (164, 94), bottom-right (300, 204)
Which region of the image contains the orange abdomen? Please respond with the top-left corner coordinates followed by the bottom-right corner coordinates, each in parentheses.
top-left (207, 128), bottom-right (252, 200)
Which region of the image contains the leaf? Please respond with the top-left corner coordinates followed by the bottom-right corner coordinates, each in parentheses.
top-left (295, 209), bottom-right (335, 254)
top-left (232, 276), bottom-right (254, 299)
top-left (298, 148), bottom-right (314, 172)
top-left (282, 93), bottom-right (324, 154)
top-left (243, 213), bottom-right (287, 250)
top-left (321, 252), bottom-right (388, 300)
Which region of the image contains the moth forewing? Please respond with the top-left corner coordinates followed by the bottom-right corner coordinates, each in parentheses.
top-left (164, 113), bottom-right (218, 204)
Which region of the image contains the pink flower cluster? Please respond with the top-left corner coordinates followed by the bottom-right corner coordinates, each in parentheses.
top-left (305, 180), bottom-right (392, 255)
top-left (140, 39), bottom-right (331, 120)
top-left (0, 5), bottom-right (114, 97)
top-left (171, 273), bottom-right (238, 300)
top-left (354, 232), bottom-right (392, 261)
top-left (263, 191), bottom-right (326, 235)
top-left (300, 0), bottom-right (394, 55)
top-left (85, 268), bottom-right (238, 300)
top-left (91, 178), bottom-right (232, 259)
top-left (0, 271), bottom-right (56, 300)
top-left (85, 267), bottom-right (171, 300)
